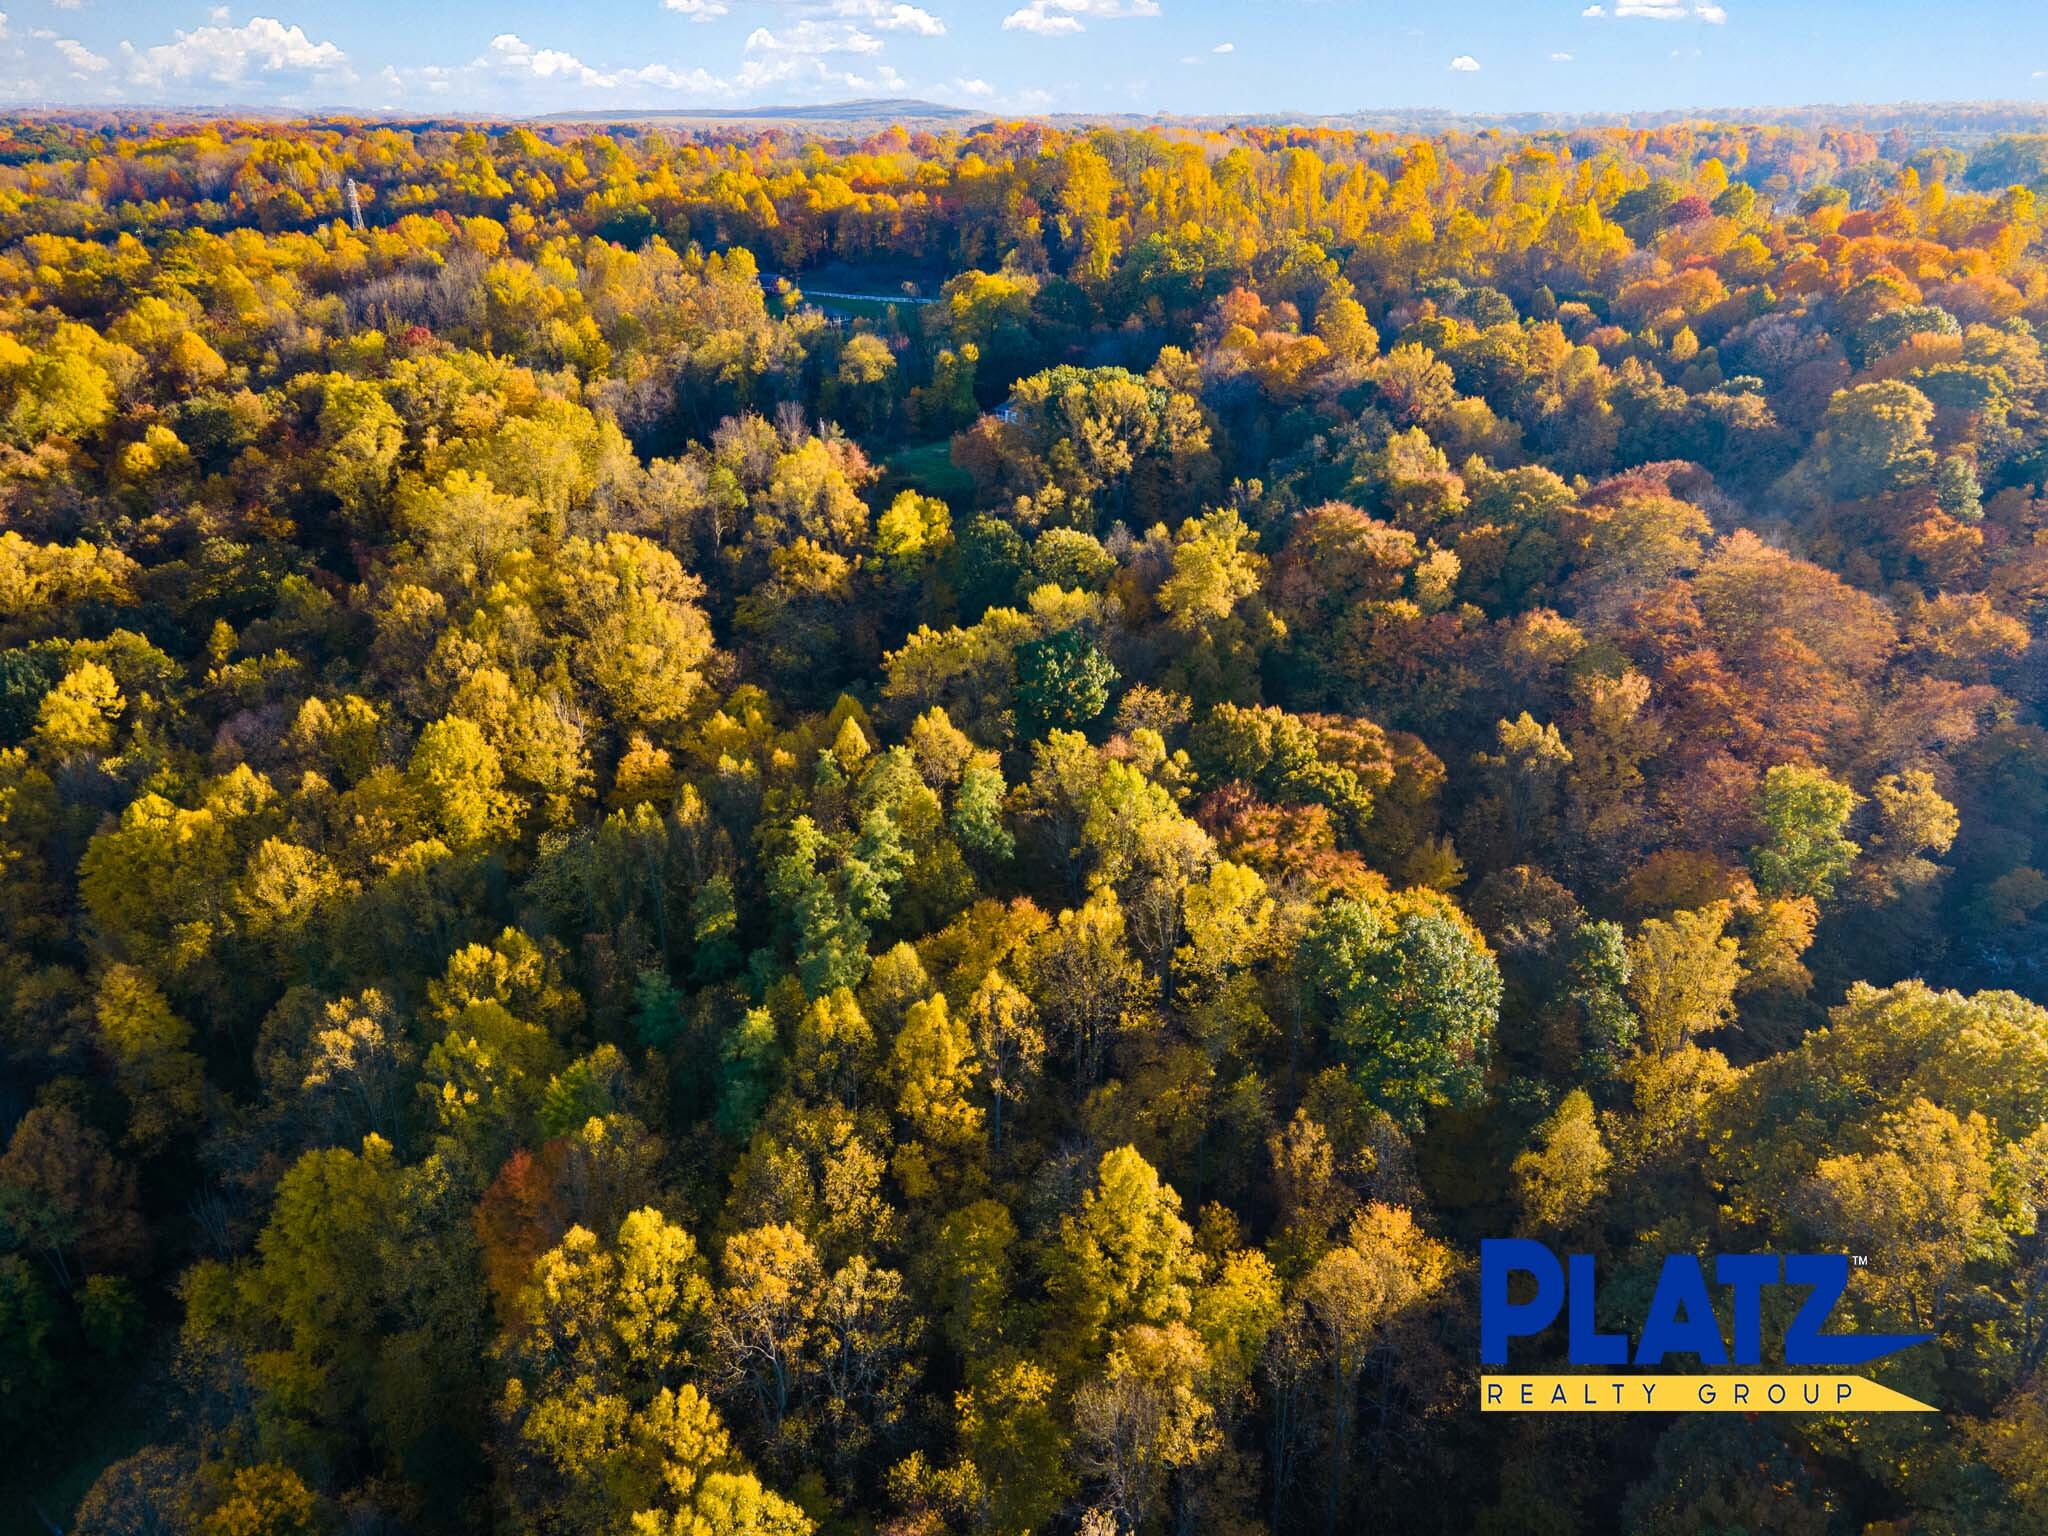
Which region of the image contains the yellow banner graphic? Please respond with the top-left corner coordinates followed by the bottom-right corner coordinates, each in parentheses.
top-left (1480, 1374), bottom-right (1936, 1413)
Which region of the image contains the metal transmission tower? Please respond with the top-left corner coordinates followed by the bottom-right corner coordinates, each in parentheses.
top-left (345, 177), bottom-right (365, 232)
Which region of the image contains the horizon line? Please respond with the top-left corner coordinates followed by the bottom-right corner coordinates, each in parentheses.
top-left (1, 94), bottom-right (2047, 128)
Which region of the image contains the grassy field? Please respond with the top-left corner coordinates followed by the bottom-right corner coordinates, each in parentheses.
top-left (792, 292), bottom-right (919, 325)
top-left (879, 437), bottom-right (975, 503)
top-left (766, 273), bottom-right (937, 328)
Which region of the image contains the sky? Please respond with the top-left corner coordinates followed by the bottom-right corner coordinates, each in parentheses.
top-left (4, 1), bottom-right (2047, 119)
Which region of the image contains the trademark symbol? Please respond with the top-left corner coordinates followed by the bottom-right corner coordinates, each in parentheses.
top-left (1852, 1255), bottom-right (1869, 1267)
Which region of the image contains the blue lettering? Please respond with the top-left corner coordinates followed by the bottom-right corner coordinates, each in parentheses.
top-left (1716, 1253), bottom-right (1779, 1365)
top-left (1480, 1238), bottom-right (1563, 1365)
top-left (1476, 1243), bottom-right (1934, 1370)
top-left (1567, 1253), bottom-right (1628, 1365)
top-left (1634, 1255), bottom-right (1728, 1366)
top-left (1783, 1253), bottom-right (1932, 1365)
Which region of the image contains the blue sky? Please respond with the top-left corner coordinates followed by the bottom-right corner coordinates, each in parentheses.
top-left (7, 1), bottom-right (2048, 117)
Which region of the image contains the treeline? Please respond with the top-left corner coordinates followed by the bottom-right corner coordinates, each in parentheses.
top-left (1, 113), bottom-right (2047, 1535)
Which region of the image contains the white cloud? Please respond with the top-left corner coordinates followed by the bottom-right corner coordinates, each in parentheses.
top-left (1593, 0), bottom-right (1728, 19)
top-left (1004, 10), bottom-right (1080, 35)
top-left (55, 36), bottom-right (107, 71)
top-left (470, 33), bottom-right (729, 95)
top-left (1549, 50), bottom-right (1574, 60)
top-left (1449, 53), bottom-right (1479, 71)
top-left (745, 19), bottom-right (885, 55)
top-left (403, 63), bottom-right (456, 95)
top-left (625, 61), bottom-right (736, 90)
top-left (949, 74), bottom-right (993, 96)
top-left (732, 20), bottom-right (911, 96)
top-left (123, 16), bottom-right (347, 88)
top-left (735, 56), bottom-right (887, 91)
top-left (1212, 40), bottom-right (1233, 52)
top-left (209, 6), bottom-right (229, 20)
top-left (0, 14), bottom-right (9, 40)
top-left (478, 32), bottom-right (609, 86)
top-left (662, 0), bottom-right (730, 20)
top-left (48, 0), bottom-right (80, 9)
top-left (830, 0), bottom-right (945, 34)
top-left (1002, 0), bottom-right (1159, 38)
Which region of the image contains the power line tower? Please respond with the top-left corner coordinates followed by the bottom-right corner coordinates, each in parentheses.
top-left (344, 177), bottom-right (365, 233)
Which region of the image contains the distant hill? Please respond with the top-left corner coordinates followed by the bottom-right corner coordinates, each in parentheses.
top-left (542, 98), bottom-right (985, 126)
top-left (533, 96), bottom-right (2048, 142)
top-left (11, 97), bottom-right (2047, 144)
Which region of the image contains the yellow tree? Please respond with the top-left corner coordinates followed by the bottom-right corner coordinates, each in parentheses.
top-left (1625, 905), bottom-right (1743, 1055)
top-left (1048, 1146), bottom-right (1200, 1367)
top-left (889, 993), bottom-right (985, 1200)
top-left (1512, 1089), bottom-right (1610, 1235)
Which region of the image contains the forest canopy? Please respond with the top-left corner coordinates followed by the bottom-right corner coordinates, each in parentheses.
top-left (3, 109), bottom-right (2048, 1534)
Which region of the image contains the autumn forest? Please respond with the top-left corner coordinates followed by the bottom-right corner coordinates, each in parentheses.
top-left (4, 110), bottom-right (2048, 1534)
